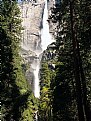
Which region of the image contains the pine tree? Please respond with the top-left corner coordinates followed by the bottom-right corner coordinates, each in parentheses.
top-left (49, 0), bottom-right (91, 120)
top-left (39, 62), bottom-right (51, 121)
top-left (0, 1), bottom-right (38, 120)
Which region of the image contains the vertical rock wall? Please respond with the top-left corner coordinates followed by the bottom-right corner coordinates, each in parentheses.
top-left (18, 0), bottom-right (55, 90)
top-left (19, 1), bottom-right (45, 90)
top-left (19, 1), bottom-right (44, 53)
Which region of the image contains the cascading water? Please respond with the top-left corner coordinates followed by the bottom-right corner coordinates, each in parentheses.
top-left (33, 0), bottom-right (54, 99)
top-left (31, 54), bottom-right (41, 98)
top-left (19, 0), bottom-right (54, 120)
top-left (33, 0), bottom-right (54, 120)
top-left (41, 0), bottom-right (54, 51)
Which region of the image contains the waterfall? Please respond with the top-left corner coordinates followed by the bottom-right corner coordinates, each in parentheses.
top-left (33, 0), bottom-right (54, 99)
top-left (41, 0), bottom-right (54, 51)
top-left (31, 55), bottom-right (40, 98)
top-left (33, 59), bottom-right (40, 98)
top-left (19, 0), bottom-right (54, 120)
top-left (35, 110), bottom-right (38, 121)
top-left (32, 0), bottom-right (54, 120)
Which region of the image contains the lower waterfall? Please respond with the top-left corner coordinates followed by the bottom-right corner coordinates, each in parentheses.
top-left (31, 54), bottom-right (41, 98)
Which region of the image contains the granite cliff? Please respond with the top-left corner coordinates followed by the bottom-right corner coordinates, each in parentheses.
top-left (18, 0), bottom-right (55, 92)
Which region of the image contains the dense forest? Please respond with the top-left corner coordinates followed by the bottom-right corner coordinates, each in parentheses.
top-left (0, 1), bottom-right (38, 121)
top-left (39, 0), bottom-right (91, 121)
top-left (0, 0), bottom-right (91, 121)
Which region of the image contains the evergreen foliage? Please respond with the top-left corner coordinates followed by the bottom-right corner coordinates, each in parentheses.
top-left (39, 62), bottom-right (51, 121)
top-left (0, 0), bottom-right (91, 121)
top-left (0, 0), bottom-right (37, 120)
top-left (39, 0), bottom-right (91, 121)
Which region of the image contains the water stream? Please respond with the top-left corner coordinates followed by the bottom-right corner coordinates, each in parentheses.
top-left (19, 0), bottom-right (54, 120)
top-left (31, 54), bottom-right (41, 98)
top-left (33, 0), bottom-right (54, 99)
top-left (41, 0), bottom-right (54, 51)
top-left (33, 0), bottom-right (54, 120)
top-left (34, 0), bottom-right (54, 120)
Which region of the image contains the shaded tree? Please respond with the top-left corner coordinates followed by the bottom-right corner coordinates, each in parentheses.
top-left (0, 0), bottom-right (38, 120)
top-left (49, 0), bottom-right (91, 120)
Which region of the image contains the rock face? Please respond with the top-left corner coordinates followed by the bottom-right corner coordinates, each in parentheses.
top-left (19, 1), bottom-right (45, 90)
top-left (19, 1), bottom-right (44, 53)
top-left (19, 0), bottom-right (55, 61)
top-left (18, 0), bottom-right (55, 91)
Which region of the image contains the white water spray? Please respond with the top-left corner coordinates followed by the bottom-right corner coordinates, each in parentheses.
top-left (33, 1), bottom-right (55, 119)
top-left (41, 0), bottom-right (54, 51)
top-left (19, 0), bottom-right (54, 120)
top-left (33, 0), bottom-right (54, 99)
top-left (31, 56), bottom-right (40, 98)
top-left (34, 64), bottom-right (40, 98)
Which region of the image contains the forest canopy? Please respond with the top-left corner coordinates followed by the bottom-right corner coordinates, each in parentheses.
top-left (0, 0), bottom-right (91, 121)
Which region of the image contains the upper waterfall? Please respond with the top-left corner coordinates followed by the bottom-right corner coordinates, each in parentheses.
top-left (41, 0), bottom-right (54, 51)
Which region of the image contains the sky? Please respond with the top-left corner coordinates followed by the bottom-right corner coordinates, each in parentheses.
top-left (18, 0), bottom-right (22, 3)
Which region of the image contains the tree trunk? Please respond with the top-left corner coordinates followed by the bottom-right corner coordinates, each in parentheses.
top-left (69, 1), bottom-right (85, 121)
top-left (77, 40), bottom-right (91, 121)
